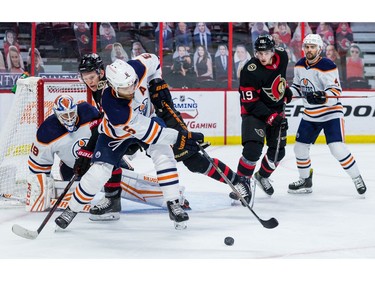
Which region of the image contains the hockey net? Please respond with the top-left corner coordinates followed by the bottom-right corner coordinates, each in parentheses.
top-left (0, 77), bottom-right (90, 207)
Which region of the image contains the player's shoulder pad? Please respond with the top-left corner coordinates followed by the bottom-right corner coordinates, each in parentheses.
top-left (127, 58), bottom-right (147, 81)
top-left (36, 115), bottom-right (67, 144)
top-left (295, 57), bottom-right (306, 67)
top-left (101, 86), bottom-right (131, 126)
top-left (77, 102), bottom-right (101, 125)
top-left (315, 57), bottom-right (337, 71)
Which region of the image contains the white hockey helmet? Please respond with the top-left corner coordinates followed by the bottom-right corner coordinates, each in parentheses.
top-left (302, 34), bottom-right (324, 51)
top-left (53, 94), bottom-right (78, 133)
top-left (106, 59), bottom-right (139, 95)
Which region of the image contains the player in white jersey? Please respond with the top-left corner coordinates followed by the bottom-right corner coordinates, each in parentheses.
top-left (77, 53), bottom-right (191, 221)
top-left (55, 55), bottom-right (204, 230)
top-left (27, 94), bottom-right (188, 213)
top-left (288, 34), bottom-right (366, 195)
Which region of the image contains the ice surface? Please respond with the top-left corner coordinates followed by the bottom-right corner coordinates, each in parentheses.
top-left (1, 144), bottom-right (374, 280)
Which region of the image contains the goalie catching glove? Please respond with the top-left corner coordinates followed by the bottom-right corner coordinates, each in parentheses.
top-left (149, 78), bottom-right (172, 110)
top-left (174, 130), bottom-right (204, 152)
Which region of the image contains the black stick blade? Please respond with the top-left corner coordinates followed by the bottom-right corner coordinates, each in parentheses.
top-left (261, 217), bottom-right (279, 229)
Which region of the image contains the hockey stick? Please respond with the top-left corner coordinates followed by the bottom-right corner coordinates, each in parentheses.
top-left (0, 193), bottom-right (26, 203)
top-left (270, 102), bottom-right (286, 170)
top-left (12, 174), bottom-right (78, 240)
top-left (162, 101), bottom-right (278, 229)
top-left (293, 95), bottom-right (375, 99)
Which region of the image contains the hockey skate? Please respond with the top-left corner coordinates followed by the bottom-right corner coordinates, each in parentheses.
top-left (180, 198), bottom-right (191, 210)
top-left (167, 199), bottom-right (189, 230)
top-left (89, 196), bottom-right (121, 221)
top-left (288, 169), bottom-right (313, 194)
top-left (353, 175), bottom-right (367, 195)
top-left (55, 207), bottom-right (77, 229)
top-left (229, 176), bottom-right (252, 207)
top-left (254, 172), bottom-right (274, 196)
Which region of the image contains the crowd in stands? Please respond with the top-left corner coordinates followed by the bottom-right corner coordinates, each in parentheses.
top-left (0, 22), bottom-right (371, 89)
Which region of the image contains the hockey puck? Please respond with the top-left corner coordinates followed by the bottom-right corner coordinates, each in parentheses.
top-left (224, 236), bottom-right (234, 246)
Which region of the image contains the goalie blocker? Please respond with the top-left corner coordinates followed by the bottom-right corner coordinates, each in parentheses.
top-left (25, 168), bottom-right (187, 213)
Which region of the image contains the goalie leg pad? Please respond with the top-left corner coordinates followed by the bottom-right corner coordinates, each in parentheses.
top-left (25, 173), bottom-right (55, 212)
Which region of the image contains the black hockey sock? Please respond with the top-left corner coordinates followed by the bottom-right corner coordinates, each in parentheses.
top-left (237, 156), bottom-right (256, 178)
top-left (206, 158), bottom-right (236, 184)
top-left (258, 155), bottom-right (275, 178)
top-left (104, 168), bottom-right (122, 198)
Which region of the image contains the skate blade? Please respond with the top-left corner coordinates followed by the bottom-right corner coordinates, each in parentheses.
top-left (89, 212), bottom-right (120, 221)
top-left (174, 221), bottom-right (187, 230)
top-left (54, 224), bottom-right (66, 232)
top-left (287, 188), bottom-right (312, 194)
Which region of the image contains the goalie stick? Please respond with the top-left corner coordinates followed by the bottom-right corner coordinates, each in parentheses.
top-left (162, 101), bottom-right (278, 229)
top-left (0, 193), bottom-right (26, 203)
top-left (12, 174), bottom-right (78, 240)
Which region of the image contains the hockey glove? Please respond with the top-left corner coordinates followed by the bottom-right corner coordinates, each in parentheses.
top-left (306, 91), bottom-right (327, 104)
top-left (284, 87), bottom-right (293, 104)
top-left (266, 112), bottom-right (288, 130)
top-left (73, 147), bottom-right (93, 176)
top-left (174, 131), bottom-right (204, 152)
top-left (149, 78), bottom-right (172, 110)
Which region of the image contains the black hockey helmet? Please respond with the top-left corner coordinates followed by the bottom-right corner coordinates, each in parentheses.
top-left (254, 35), bottom-right (275, 52)
top-left (78, 53), bottom-right (104, 73)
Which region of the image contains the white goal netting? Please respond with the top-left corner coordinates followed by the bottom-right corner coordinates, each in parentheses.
top-left (0, 77), bottom-right (88, 206)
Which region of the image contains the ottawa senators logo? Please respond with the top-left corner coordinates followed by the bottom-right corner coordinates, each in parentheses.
top-left (247, 63), bottom-right (257, 71)
top-left (262, 74), bottom-right (287, 102)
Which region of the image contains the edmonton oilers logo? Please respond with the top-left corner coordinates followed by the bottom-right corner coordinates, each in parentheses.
top-left (72, 138), bottom-right (89, 158)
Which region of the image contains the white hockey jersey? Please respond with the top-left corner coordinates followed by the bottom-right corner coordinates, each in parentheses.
top-left (291, 56), bottom-right (344, 122)
top-left (99, 53), bottom-right (178, 145)
top-left (28, 102), bottom-right (101, 175)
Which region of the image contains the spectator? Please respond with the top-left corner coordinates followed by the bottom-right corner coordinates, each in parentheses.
top-left (325, 44), bottom-right (343, 79)
top-left (316, 22), bottom-right (334, 53)
top-left (0, 51), bottom-right (5, 72)
top-left (233, 44), bottom-right (251, 81)
top-left (193, 22), bottom-right (212, 53)
top-left (73, 22), bottom-right (92, 56)
top-left (131, 41), bottom-right (146, 59)
top-left (290, 22), bottom-right (312, 61)
top-left (346, 44), bottom-right (365, 79)
top-left (336, 22), bottom-right (353, 58)
top-left (273, 22), bottom-right (291, 45)
top-left (175, 22), bottom-right (193, 51)
top-left (193, 45), bottom-right (213, 81)
top-left (214, 44), bottom-right (229, 81)
top-left (99, 22), bottom-right (116, 51)
top-left (250, 22), bottom-right (269, 45)
top-left (3, 30), bottom-right (20, 59)
top-left (26, 48), bottom-right (45, 76)
top-left (155, 22), bottom-right (173, 52)
top-left (169, 45), bottom-right (193, 88)
top-left (271, 33), bottom-right (287, 49)
top-left (6, 45), bottom-right (24, 73)
top-left (111, 42), bottom-right (129, 63)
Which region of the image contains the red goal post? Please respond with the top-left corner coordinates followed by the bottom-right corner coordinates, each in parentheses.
top-left (0, 77), bottom-right (91, 206)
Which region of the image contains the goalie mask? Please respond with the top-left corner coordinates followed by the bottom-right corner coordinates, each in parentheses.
top-left (106, 59), bottom-right (139, 98)
top-left (53, 94), bottom-right (78, 132)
